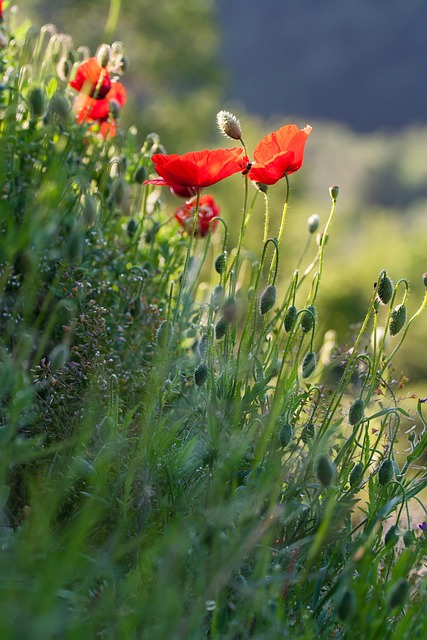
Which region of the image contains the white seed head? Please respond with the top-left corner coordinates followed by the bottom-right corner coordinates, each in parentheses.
top-left (216, 110), bottom-right (242, 140)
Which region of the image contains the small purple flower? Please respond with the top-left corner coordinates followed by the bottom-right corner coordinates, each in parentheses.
top-left (418, 522), bottom-right (427, 532)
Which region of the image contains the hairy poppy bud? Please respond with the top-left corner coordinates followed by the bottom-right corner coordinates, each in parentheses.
top-left (384, 524), bottom-right (400, 547)
top-left (222, 297), bottom-right (237, 322)
top-left (422, 272), bottom-right (427, 288)
top-left (378, 458), bottom-right (394, 485)
top-left (194, 362), bottom-right (208, 386)
top-left (387, 579), bottom-right (410, 610)
top-left (127, 219), bottom-right (138, 237)
top-left (48, 93), bottom-right (70, 120)
top-left (349, 398), bottom-right (365, 426)
top-left (109, 98), bottom-right (121, 119)
top-left (134, 165), bottom-right (147, 184)
top-left (316, 454), bottom-right (335, 487)
top-left (301, 422), bottom-right (315, 444)
top-left (49, 344), bottom-right (70, 372)
top-left (302, 351), bottom-right (316, 378)
top-left (215, 316), bottom-right (227, 340)
top-left (28, 87), bottom-right (45, 117)
top-left (284, 305), bottom-right (298, 332)
top-left (97, 44), bottom-right (110, 68)
top-left (112, 178), bottom-right (126, 206)
top-left (260, 285), bottom-right (277, 315)
top-left (254, 182), bottom-right (268, 193)
top-left (82, 194), bottom-right (97, 226)
top-left (329, 185), bottom-right (339, 201)
top-left (307, 214), bottom-right (320, 234)
top-left (214, 253), bottom-right (227, 274)
top-left (377, 274), bottom-right (394, 305)
top-left (216, 110), bottom-right (242, 141)
top-left (157, 320), bottom-right (173, 348)
top-left (389, 304), bottom-right (406, 336)
top-left (130, 297), bottom-right (142, 318)
top-left (57, 57), bottom-right (71, 81)
top-left (403, 529), bottom-right (415, 547)
top-left (301, 305), bottom-right (316, 333)
top-left (349, 462), bottom-right (363, 487)
top-left (199, 334), bottom-right (208, 359)
top-left (212, 285), bottom-right (224, 307)
top-left (279, 422), bottom-right (293, 448)
top-left (336, 589), bottom-right (355, 621)
top-left (66, 231), bottom-right (83, 262)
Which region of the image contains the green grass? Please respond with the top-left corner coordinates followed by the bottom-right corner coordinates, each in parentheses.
top-left (1, 15), bottom-right (427, 640)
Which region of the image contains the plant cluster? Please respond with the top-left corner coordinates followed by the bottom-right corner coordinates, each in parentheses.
top-left (0, 9), bottom-right (427, 640)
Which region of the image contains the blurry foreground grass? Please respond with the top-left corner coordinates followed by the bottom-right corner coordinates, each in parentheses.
top-left (1, 11), bottom-right (427, 640)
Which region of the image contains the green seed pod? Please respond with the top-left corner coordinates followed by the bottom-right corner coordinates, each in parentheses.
top-left (198, 334), bottom-right (208, 359)
top-left (378, 458), bottom-right (394, 485)
top-left (301, 305), bottom-right (316, 333)
top-left (214, 253), bottom-right (227, 274)
top-left (28, 87), bottom-right (45, 117)
top-left (134, 165), bottom-right (147, 184)
top-left (127, 219), bottom-right (138, 237)
top-left (403, 529), bottom-right (415, 548)
top-left (194, 363), bottom-right (208, 386)
top-left (156, 320), bottom-right (173, 348)
top-left (336, 589), bottom-right (356, 621)
top-left (329, 185), bottom-right (339, 200)
top-left (82, 194), bottom-right (97, 227)
top-left (389, 304), bottom-right (406, 336)
top-left (349, 462), bottom-right (363, 487)
top-left (307, 214), bottom-right (320, 234)
top-left (349, 398), bottom-right (365, 426)
top-left (377, 274), bottom-right (394, 305)
top-left (302, 351), bottom-right (317, 378)
top-left (384, 524), bottom-right (400, 548)
top-left (301, 422), bottom-right (315, 444)
top-left (387, 578), bottom-right (410, 610)
top-left (215, 316), bottom-right (227, 340)
top-left (284, 305), bottom-right (298, 333)
top-left (316, 454), bottom-right (335, 487)
top-left (279, 422), bottom-right (293, 448)
top-left (49, 344), bottom-right (70, 372)
top-left (259, 285), bottom-right (277, 315)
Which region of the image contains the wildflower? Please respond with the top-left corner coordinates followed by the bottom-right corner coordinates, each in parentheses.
top-left (418, 521), bottom-right (427, 532)
top-left (69, 56), bottom-right (126, 137)
top-left (144, 148), bottom-right (249, 190)
top-left (248, 124), bottom-right (312, 185)
top-left (174, 194), bottom-right (220, 238)
top-left (0, 1), bottom-right (3, 22)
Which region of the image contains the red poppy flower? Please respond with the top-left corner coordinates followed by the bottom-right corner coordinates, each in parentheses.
top-left (0, 1), bottom-right (3, 22)
top-left (70, 57), bottom-right (111, 98)
top-left (145, 148), bottom-right (248, 190)
top-left (248, 124), bottom-right (312, 185)
top-left (169, 185), bottom-right (198, 199)
top-left (174, 194), bottom-right (220, 237)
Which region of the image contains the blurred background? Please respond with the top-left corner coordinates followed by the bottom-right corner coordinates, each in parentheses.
top-left (10, 0), bottom-right (427, 390)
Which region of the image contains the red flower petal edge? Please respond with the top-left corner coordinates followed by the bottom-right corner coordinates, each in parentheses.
top-left (174, 194), bottom-right (220, 237)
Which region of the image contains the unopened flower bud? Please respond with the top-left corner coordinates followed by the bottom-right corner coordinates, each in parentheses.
top-left (301, 305), bottom-right (316, 333)
top-left (198, 334), bottom-right (208, 359)
top-left (127, 219), bottom-right (137, 237)
top-left (389, 304), bottom-right (406, 336)
top-left (422, 272), bottom-right (427, 288)
top-left (212, 285), bottom-right (224, 307)
top-left (349, 398), bottom-right (365, 426)
top-left (378, 458), bottom-right (394, 485)
top-left (259, 284), bottom-right (277, 315)
top-left (82, 194), bottom-right (97, 226)
top-left (130, 296), bottom-right (143, 318)
top-left (156, 320), bottom-right (173, 348)
top-left (302, 351), bottom-right (317, 378)
top-left (387, 579), bottom-right (410, 610)
top-left (214, 253), bottom-right (227, 274)
top-left (48, 93), bottom-right (70, 120)
top-left (349, 462), bottom-right (363, 487)
top-left (254, 182), bottom-right (268, 193)
top-left (284, 305), bottom-right (298, 332)
top-left (112, 178), bottom-right (126, 206)
top-left (216, 110), bottom-right (242, 140)
top-left (377, 273), bottom-right (394, 305)
top-left (28, 87), bottom-right (45, 117)
top-left (301, 422), bottom-right (315, 444)
top-left (403, 529), bottom-right (415, 547)
top-left (222, 297), bottom-right (237, 322)
top-left (49, 343), bottom-right (70, 371)
top-left (134, 165), bottom-right (147, 184)
top-left (307, 214), bottom-right (320, 234)
top-left (109, 98), bottom-right (121, 119)
top-left (279, 422), bottom-right (293, 448)
top-left (316, 454), bottom-right (335, 487)
top-left (336, 589), bottom-right (356, 621)
top-left (57, 57), bottom-right (71, 81)
top-left (215, 316), bottom-right (227, 340)
top-left (97, 44), bottom-right (110, 68)
top-left (194, 362), bottom-right (208, 386)
top-left (316, 231), bottom-right (328, 247)
top-left (384, 524), bottom-right (400, 547)
top-left (329, 185), bottom-right (339, 201)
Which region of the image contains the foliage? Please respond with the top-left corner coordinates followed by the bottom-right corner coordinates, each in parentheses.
top-left (1, 13), bottom-right (427, 640)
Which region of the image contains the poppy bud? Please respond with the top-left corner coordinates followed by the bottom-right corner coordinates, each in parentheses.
top-left (422, 272), bottom-right (427, 288)
top-left (49, 344), bottom-right (70, 372)
top-left (307, 214), bottom-right (320, 234)
top-left (279, 422), bottom-right (293, 448)
top-left (134, 165), bottom-right (147, 184)
top-left (199, 334), bottom-right (208, 359)
top-left (130, 297), bottom-right (143, 318)
top-left (403, 529), bottom-right (415, 547)
top-left (387, 579), bottom-right (410, 610)
top-left (48, 93), bottom-right (70, 120)
top-left (215, 316), bottom-right (227, 340)
top-left (254, 182), bottom-right (268, 193)
top-left (284, 305), bottom-right (298, 333)
top-left (377, 274), bottom-right (394, 305)
top-left (66, 231), bottom-right (83, 262)
top-left (384, 524), bottom-right (400, 547)
top-left (316, 454), bottom-right (335, 487)
top-left (112, 178), bottom-right (126, 206)
top-left (56, 57), bottom-right (71, 81)
top-left (82, 194), bottom-right (97, 226)
top-left (127, 219), bottom-right (137, 237)
top-left (97, 44), bottom-right (111, 68)
top-left (222, 297), bottom-right (237, 322)
top-left (214, 253), bottom-right (227, 274)
top-left (194, 362), bottom-right (208, 386)
top-left (336, 589), bottom-right (356, 621)
top-left (156, 320), bottom-right (173, 348)
top-left (329, 185), bottom-right (339, 201)
top-left (349, 398), bottom-right (365, 426)
top-left (302, 351), bottom-right (316, 378)
top-left (212, 285), bottom-right (224, 307)
top-left (216, 110), bottom-right (242, 141)
top-left (301, 305), bottom-right (316, 333)
top-left (316, 231), bottom-right (328, 247)
top-left (259, 285), bottom-right (277, 315)
top-left (109, 98), bottom-right (121, 119)
top-left (28, 87), bottom-right (45, 117)
top-left (349, 462), bottom-right (363, 487)
top-left (378, 458), bottom-right (394, 485)
top-left (389, 304), bottom-right (406, 336)
top-left (301, 422), bottom-right (315, 444)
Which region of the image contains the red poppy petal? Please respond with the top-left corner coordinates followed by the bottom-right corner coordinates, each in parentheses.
top-left (108, 82), bottom-right (127, 107)
top-left (253, 124), bottom-right (301, 164)
top-left (70, 57), bottom-right (111, 99)
top-left (248, 151), bottom-right (295, 185)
